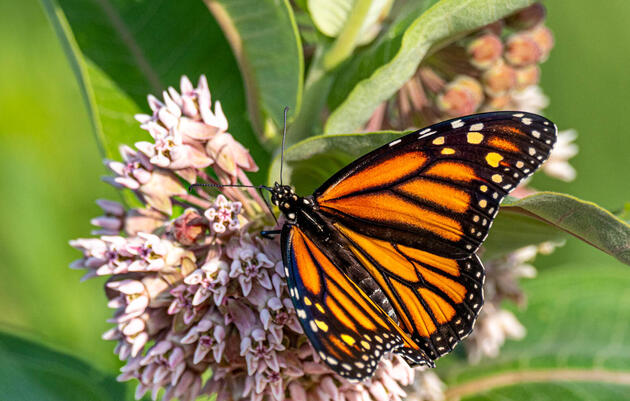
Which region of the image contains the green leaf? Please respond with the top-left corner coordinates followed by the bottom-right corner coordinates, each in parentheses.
top-left (41, 0), bottom-right (268, 174)
top-left (438, 263), bottom-right (630, 400)
top-left (268, 130), bottom-right (403, 192)
top-left (324, 0), bottom-right (534, 134)
top-left (482, 208), bottom-right (566, 260)
top-left (501, 192), bottom-right (630, 266)
top-left (0, 331), bottom-right (126, 401)
top-left (460, 381), bottom-right (630, 401)
top-left (204, 0), bottom-right (303, 145)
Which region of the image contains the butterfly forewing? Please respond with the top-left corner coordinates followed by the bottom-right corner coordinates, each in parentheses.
top-left (314, 112), bottom-right (557, 258)
top-left (279, 111), bottom-right (557, 381)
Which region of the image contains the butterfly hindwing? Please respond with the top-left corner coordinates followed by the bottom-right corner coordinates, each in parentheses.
top-left (314, 111), bottom-right (557, 258)
top-left (282, 225), bottom-right (433, 380)
top-left (335, 224), bottom-right (485, 359)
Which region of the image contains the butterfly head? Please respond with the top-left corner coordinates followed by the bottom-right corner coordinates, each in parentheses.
top-left (270, 182), bottom-right (301, 221)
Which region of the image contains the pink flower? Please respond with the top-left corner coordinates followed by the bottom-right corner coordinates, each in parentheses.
top-left (135, 75), bottom-right (228, 143)
top-left (465, 304), bottom-right (526, 364)
top-left (168, 284), bottom-right (206, 326)
top-left (135, 127), bottom-right (212, 170)
top-left (204, 194), bottom-right (242, 235)
top-left (206, 132), bottom-right (258, 178)
top-left (183, 258), bottom-right (230, 306)
top-left (104, 145), bottom-right (153, 190)
top-left (227, 237), bottom-right (275, 297)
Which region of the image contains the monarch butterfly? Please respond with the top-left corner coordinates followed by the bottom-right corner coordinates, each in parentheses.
top-left (196, 111), bottom-right (557, 381)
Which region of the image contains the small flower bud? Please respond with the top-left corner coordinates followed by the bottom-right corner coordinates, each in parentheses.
top-left (529, 24), bottom-right (554, 61)
top-left (170, 208), bottom-right (207, 245)
top-left (482, 60), bottom-right (517, 96)
top-left (96, 199), bottom-right (125, 216)
top-left (505, 32), bottom-right (542, 67)
top-left (437, 75), bottom-right (484, 117)
top-left (515, 64), bottom-right (541, 90)
top-left (468, 33), bottom-right (503, 70)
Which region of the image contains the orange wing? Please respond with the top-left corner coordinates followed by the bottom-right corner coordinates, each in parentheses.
top-left (282, 225), bottom-right (433, 380)
top-left (314, 112), bottom-right (557, 258)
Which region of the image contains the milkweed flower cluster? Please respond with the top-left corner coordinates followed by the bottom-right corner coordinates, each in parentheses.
top-left (71, 75), bottom-right (443, 401)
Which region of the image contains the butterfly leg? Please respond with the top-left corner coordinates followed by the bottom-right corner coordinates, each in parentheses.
top-left (260, 230), bottom-right (282, 239)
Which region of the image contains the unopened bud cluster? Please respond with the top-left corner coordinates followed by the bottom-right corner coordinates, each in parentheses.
top-left (385, 3), bottom-right (553, 127)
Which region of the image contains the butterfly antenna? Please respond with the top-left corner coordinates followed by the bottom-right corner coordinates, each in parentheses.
top-left (280, 106), bottom-right (289, 186)
top-left (188, 182), bottom-right (272, 193)
top-left (190, 183), bottom-right (278, 225)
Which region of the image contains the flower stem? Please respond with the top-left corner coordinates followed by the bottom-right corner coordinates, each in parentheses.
top-left (321, 0), bottom-right (373, 71)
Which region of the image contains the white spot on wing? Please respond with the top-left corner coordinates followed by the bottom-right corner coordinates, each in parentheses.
top-left (470, 123), bottom-right (484, 131)
top-left (389, 139), bottom-right (402, 147)
top-left (451, 119), bottom-right (464, 128)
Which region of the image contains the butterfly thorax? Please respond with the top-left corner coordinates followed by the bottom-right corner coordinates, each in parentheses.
top-left (270, 182), bottom-right (306, 222)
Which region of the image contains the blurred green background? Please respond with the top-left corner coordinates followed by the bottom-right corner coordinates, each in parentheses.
top-left (0, 0), bottom-right (628, 390)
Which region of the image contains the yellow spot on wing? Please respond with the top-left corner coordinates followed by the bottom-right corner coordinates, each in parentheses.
top-left (316, 303), bottom-right (325, 313)
top-left (304, 296), bottom-right (312, 306)
top-left (467, 132), bottom-right (484, 144)
top-left (341, 334), bottom-right (356, 346)
top-left (432, 137), bottom-right (445, 145)
top-left (485, 152), bottom-right (504, 167)
top-left (441, 148), bottom-right (455, 155)
top-left (315, 320), bottom-right (329, 332)
top-left (491, 174), bottom-right (503, 183)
